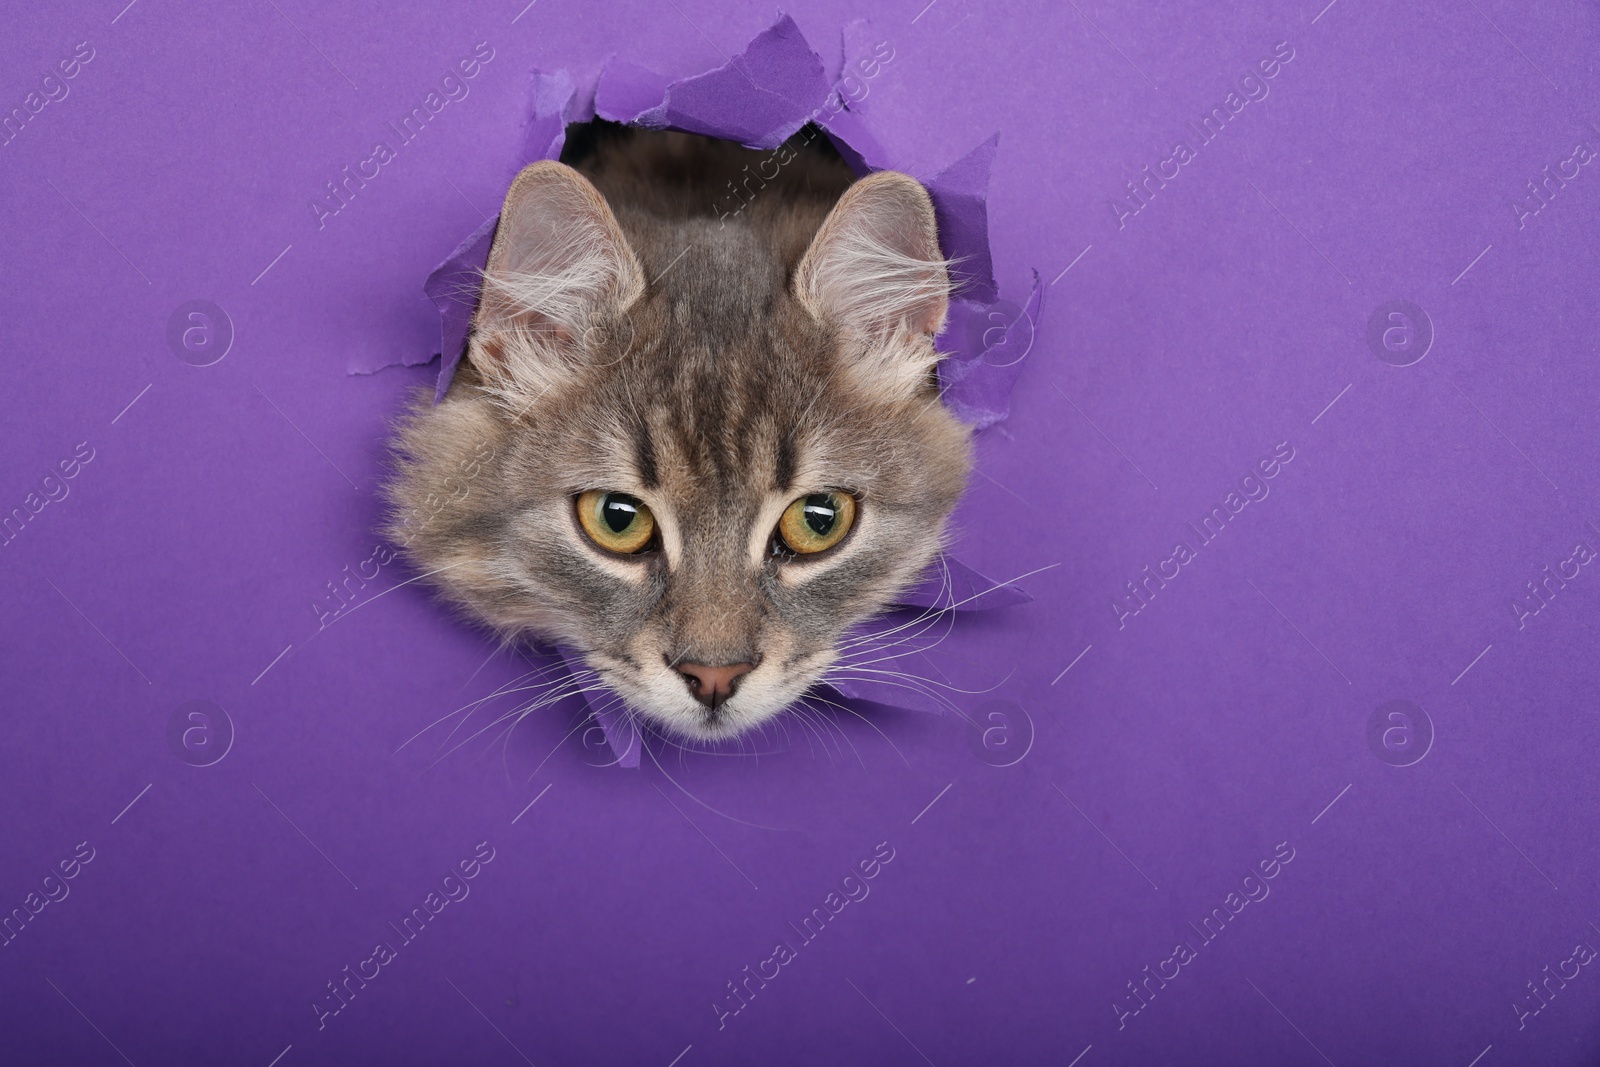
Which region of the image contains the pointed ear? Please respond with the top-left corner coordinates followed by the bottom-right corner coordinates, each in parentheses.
top-left (795, 171), bottom-right (950, 343)
top-left (469, 161), bottom-right (644, 395)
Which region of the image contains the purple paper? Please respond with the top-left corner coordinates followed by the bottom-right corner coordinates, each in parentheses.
top-left (938, 269), bottom-right (1043, 429)
top-left (423, 216), bottom-right (497, 399)
top-left (925, 133), bottom-right (999, 305)
top-left (592, 59), bottom-right (674, 125)
top-left (625, 14), bottom-right (832, 148)
top-left (894, 553), bottom-right (1032, 612)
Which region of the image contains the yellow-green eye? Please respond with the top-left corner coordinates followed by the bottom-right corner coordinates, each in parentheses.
top-left (576, 490), bottom-right (656, 554)
top-left (776, 492), bottom-right (856, 555)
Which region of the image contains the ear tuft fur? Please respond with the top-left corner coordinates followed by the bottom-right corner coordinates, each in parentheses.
top-left (795, 171), bottom-right (951, 401)
top-left (470, 161), bottom-right (644, 401)
top-left (796, 171), bottom-right (950, 336)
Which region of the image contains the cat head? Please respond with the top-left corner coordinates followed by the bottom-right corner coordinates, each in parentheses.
top-left (387, 158), bottom-right (971, 741)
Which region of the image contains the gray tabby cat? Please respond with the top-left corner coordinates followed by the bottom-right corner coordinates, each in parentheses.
top-left (387, 127), bottom-right (971, 741)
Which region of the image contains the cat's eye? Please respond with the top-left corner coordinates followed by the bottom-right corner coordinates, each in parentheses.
top-left (576, 490), bottom-right (656, 554)
top-left (776, 492), bottom-right (856, 555)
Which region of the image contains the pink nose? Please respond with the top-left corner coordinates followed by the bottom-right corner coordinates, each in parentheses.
top-left (674, 661), bottom-right (755, 709)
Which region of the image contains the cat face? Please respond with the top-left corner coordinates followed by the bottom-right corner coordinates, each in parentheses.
top-left (387, 160), bottom-right (971, 741)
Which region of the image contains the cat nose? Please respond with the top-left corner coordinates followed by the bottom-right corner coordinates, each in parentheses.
top-left (673, 660), bottom-right (755, 709)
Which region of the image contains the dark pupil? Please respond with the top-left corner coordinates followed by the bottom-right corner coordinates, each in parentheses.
top-left (601, 494), bottom-right (639, 533)
top-left (802, 494), bottom-right (837, 536)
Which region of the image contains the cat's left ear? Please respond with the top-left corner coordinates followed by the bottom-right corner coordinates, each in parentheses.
top-left (795, 170), bottom-right (950, 357)
top-left (470, 161), bottom-right (645, 394)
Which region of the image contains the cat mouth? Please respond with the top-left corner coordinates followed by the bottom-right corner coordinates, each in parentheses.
top-left (589, 660), bottom-right (795, 741)
top-left (694, 706), bottom-right (731, 733)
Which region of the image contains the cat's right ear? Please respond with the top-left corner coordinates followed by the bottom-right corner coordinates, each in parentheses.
top-left (469, 161), bottom-right (644, 396)
top-left (795, 171), bottom-right (951, 402)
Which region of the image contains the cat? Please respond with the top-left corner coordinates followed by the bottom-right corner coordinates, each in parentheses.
top-left (386, 124), bottom-right (972, 742)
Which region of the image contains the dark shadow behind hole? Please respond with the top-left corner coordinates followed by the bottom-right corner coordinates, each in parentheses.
top-left (557, 118), bottom-right (855, 225)
top-left (559, 116), bottom-right (848, 171)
